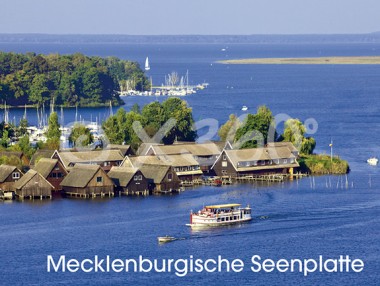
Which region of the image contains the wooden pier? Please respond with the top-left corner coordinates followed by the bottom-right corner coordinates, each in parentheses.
top-left (64, 191), bottom-right (114, 199)
top-left (16, 194), bottom-right (52, 200)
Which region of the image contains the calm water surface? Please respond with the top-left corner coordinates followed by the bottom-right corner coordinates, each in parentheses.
top-left (0, 42), bottom-right (380, 285)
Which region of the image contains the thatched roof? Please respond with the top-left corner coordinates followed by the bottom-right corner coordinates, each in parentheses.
top-left (13, 169), bottom-right (53, 190)
top-left (127, 154), bottom-right (200, 168)
top-left (139, 165), bottom-right (171, 184)
top-left (60, 164), bottom-right (101, 188)
top-left (225, 147), bottom-right (296, 165)
top-left (0, 151), bottom-right (24, 159)
top-left (57, 150), bottom-right (124, 168)
top-left (0, 165), bottom-right (18, 182)
top-left (106, 144), bottom-right (132, 156)
top-left (267, 142), bottom-right (299, 154)
top-left (108, 166), bottom-right (139, 187)
top-left (30, 150), bottom-right (55, 166)
top-left (33, 158), bottom-right (59, 179)
top-left (146, 142), bottom-right (221, 156)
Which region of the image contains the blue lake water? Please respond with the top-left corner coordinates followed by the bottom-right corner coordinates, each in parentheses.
top-left (1, 42), bottom-right (380, 285)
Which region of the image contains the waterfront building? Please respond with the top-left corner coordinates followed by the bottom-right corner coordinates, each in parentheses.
top-left (29, 150), bottom-right (55, 167)
top-left (14, 169), bottom-right (53, 200)
top-left (138, 164), bottom-right (180, 193)
top-left (0, 165), bottom-right (23, 199)
top-left (211, 143), bottom-right (299, 178)
top-left (52, 150), bottom-right (124, 173)
top-left (60, 164), bottom-right (114, 198)
top-left (106, 144), bottom-right (134, 156)
top-left (108, 166), bottom-right (149, 195)
top-left (33, 158), bottom-right (68, 191)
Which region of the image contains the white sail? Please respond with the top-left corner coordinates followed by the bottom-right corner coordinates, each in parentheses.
top-left (145, 57), bottom-right (150, 71)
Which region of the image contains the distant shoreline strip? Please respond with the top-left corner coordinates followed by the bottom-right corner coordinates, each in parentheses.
top-left (218, 56), bottom-right (380, 65)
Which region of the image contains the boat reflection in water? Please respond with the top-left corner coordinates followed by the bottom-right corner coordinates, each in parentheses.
top-left (187, 203), bottom-right (252, 228)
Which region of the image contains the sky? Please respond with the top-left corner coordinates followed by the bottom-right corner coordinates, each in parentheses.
top-left (0, 0), bottom-right (379, 35)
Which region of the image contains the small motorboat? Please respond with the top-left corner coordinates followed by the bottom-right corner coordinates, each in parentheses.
top-left (157, 236), bottom-right (177, 243)
top-left (241, 105), bottom-right (248, 111)
top-left (367, 157), bottom-right (378, 166)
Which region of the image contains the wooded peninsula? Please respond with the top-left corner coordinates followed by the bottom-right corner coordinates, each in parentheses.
top-left (0, 52), bottom-right (150, 107)
top-left (218, 56), bottom-right (380, 65)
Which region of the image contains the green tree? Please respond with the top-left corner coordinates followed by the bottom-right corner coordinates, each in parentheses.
top-left (45, 112), bottom-right (61, 150)
top-left (0, 155), bottom-right (22, 169)
top-left (283, 118), bottom-right (316, 155)
top-left (131, 103), bottom-right (141, 114)
top-left (234, 105), bottom-right (277, 149)
top-left (29, 74), bottom-right (50, 107)
top-left (161, 98), bottom-right (197, 144)
top-left (218, 114), bottom-right (242, 142)
top-left (102, 108), bottom-right (129, 144)
top-left (69, 124), bottom-right (94, 147)
top-left (9, 135), bottom-right (35, 159)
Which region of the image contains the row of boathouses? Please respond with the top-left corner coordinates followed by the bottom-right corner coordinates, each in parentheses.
top-left (0, 141), bottom-right (299, 200)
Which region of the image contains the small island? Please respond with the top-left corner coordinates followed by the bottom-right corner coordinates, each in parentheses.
top-left (218, 56), bottom-right (380, 65)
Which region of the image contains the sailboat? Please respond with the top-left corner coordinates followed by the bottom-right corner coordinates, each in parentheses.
top-left (145, 57), bottom-right (150, 71)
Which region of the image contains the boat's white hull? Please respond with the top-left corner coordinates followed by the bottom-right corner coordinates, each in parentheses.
top-left (188, 208), bottom-right (252, 228)
top-left (367, 158), bottom-right (378, 166)
top-left (187, 217), bottom-right (252, 228)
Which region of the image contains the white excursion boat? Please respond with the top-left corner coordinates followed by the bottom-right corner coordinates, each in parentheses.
top-left (187, 204), bottom-right (252, 228)
top-left (367, 157), bottom-right (378, 166)
top-left (241, 106), bottom-right (248, 111)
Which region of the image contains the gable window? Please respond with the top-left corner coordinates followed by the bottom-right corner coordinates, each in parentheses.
top-left (51, 173), bottom-right (57, 178)
top-left (57, 173), bottom-right (63, 178)
top-left (167, 173), bottom-right (173, 181)
top-left (223, 155), bottom-right (227, 161)
top-left (134, 175), bottom-right (143, 181)
top-left (222, 161), bottom-right (227, 167)
top-left (96, 176), bottom-right (103, 183)
top-left (12, 172), bottom-right (20, 179)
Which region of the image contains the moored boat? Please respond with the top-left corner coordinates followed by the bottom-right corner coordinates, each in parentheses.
top-left (187, 203), bottom-right (252, 228)
top-left (367, 157), bottom-right (378, 166)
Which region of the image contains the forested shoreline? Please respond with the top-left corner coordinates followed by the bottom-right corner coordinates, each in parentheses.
top-left (0, 52), bottom-right (150, 107)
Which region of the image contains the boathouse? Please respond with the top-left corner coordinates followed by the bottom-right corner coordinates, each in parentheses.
top-left (127, 154), bottom-right (203, 183)
top-left (108, 166), bottom-right (149, 195)
top-left (33, 158), bottom-right (67, 191)
top-left (144, 141), bottom-right (224, 175)
top-left (52, 149), bottom-right (124, 173)
top-left (138, 164), bottom-right (180, 193)
top-left (211, 144), bottom-right (299, 178)
top-left (0, 165), bottom-right (23, 199)
top-left (13, 169), bottom-right (53, 200)
top-left (29, 150), bottom-right (55, 167)
top-left (60, 164), bottom-right (114, 198)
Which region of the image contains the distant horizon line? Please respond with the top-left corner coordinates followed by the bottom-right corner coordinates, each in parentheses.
top-left (0, 32), bottom-right (380, 36)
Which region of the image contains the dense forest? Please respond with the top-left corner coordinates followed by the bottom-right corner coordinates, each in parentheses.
top-left (0, 52), bottom-right (150, 107)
